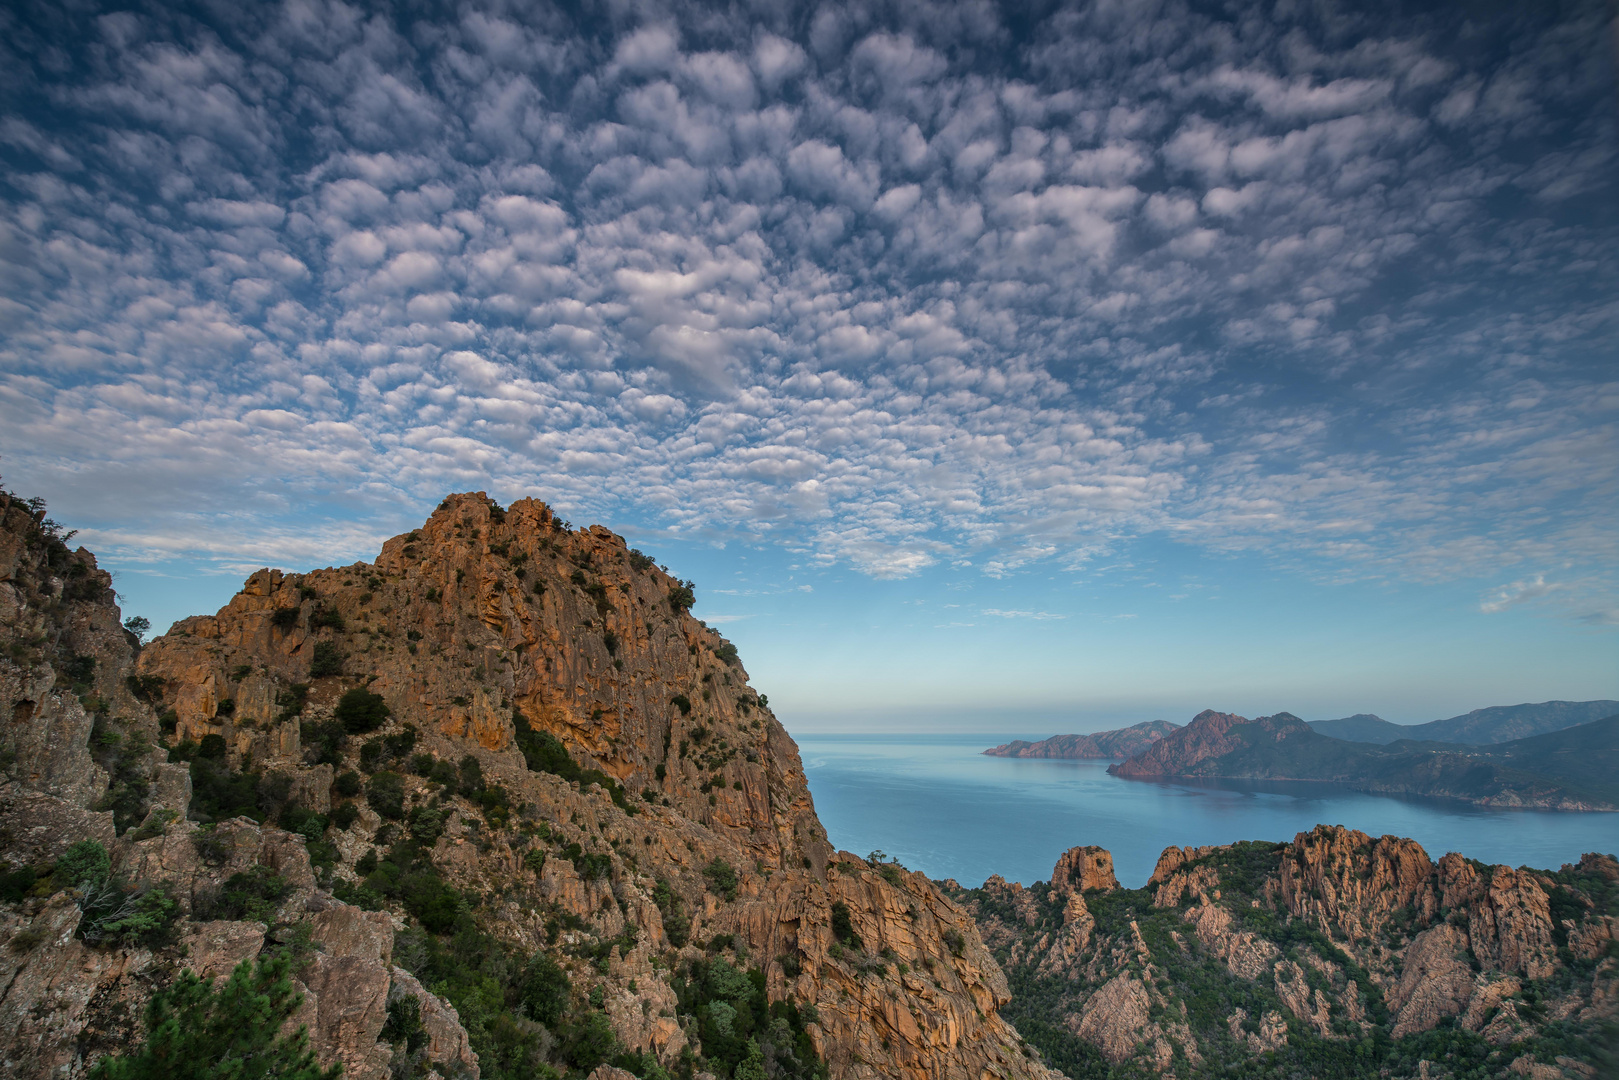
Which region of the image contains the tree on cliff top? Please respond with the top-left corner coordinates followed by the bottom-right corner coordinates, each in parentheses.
top-left (89, 951), bottom-right (340, 1080)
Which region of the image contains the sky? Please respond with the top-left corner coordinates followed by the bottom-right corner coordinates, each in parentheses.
top-left (1, 0), bottom-right (1614, 732)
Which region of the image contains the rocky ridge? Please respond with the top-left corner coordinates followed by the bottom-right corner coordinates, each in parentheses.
top-left (1, 490), bottom-right (1055, 1080)
top-left (956, 826), bottom-right (1617, 1079)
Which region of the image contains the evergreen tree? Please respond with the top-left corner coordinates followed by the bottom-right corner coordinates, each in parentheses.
top-left (89, 952), bottom-right (341, 1080)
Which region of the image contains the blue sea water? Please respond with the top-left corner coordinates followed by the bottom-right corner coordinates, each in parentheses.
top-left (793, 732), bottom-right (1619, 889)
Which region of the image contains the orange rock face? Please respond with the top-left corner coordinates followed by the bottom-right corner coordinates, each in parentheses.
top-left (124, 492), bottom-right (1054, 1080)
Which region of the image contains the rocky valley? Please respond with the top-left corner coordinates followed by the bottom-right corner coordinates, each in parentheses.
top-left (0, 487), bottom-right (1614, 1080)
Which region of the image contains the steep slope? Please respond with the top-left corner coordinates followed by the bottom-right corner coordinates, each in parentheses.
top-left (956, 828), bottom-right (1618, 1079)
top-left (0, 488), bottom-right (479, 1080)
top-left (1309, 702), bottom-right (1619, 746)
top-left (0, 491), bottom-right (1055, 1080)
top-left (1109, 709), bottom-right (1619, 810)
top-left (983, 721), bottom-right (1180, 759)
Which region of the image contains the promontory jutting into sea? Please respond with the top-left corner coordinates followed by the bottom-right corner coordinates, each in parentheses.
top-left (0, 0), bottom-right (1614, 1078)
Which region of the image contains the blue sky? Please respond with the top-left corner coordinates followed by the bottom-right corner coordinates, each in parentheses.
top-left (1, 0), bottom-right (1614, 732)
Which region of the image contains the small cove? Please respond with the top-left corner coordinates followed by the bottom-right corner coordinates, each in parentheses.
top-left (794, 731), bottom-right (1619, 888)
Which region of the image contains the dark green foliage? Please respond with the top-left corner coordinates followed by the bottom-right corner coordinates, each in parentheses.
top-left (408, 806), bottom-right (445, 845)
top-left (198, 866), bottom-right (292, 923)
top-left (280, 804), bottom-right (329, 845)
top-left (628, 548), bottom-right (655, 573)
top-left (652, 879), bottom-right (689, 946)
top-left (830, 901), bottom-right (862, 950)
top-left (512, 711), bottom-right (633, 813)
top-left (671, 694), bottom-right (692, 716)
top-left (704, 858), bottom-right (739, 902)
top-left (569, 1011), bottom-right (617, 1072)
top-left (59, 840), bottom-right (111, 888)
top-left (308, 641), bottom-right (343, 677)
top-left (714, 641), bottom-right (739, 667)
top-left (87, 952), bottom-right (340, 1080)
top-left (300, 720), bottom-right (345, 766)
top-left (335, 770), bottom-right (362, 797)
top-left (520, 951), bottom-right (572, 1025)
top-left (602, 629), bottom-right (619, 655)
top-left (410, 752), bottom-right (435, 776)
top-left (1, 864), bottom-right (38, 903)
top-left (169, 745), bottom-right (264, 824)
top-left (62, 653), bottom-right (96, 692)
top-left (667, 581), bottom-right (695, 613)
top-left (89, 724), bottom-right (153, 835)
top-left (123, 615), bottom-right (151, 642)
top-left (335, 688), bottom-right (390, 734)
top-left (78, 881), bottom-right (178, 947)
top-left (673, 958), bottom-right (825, 1080)
top-left (309, 607), bottom-right (345, 631)
top-left (381, 992), bottom-right (428, 1054)
top-left (331, 802), bottom-right (360, 830)
top-left (271, 606), bottom-right (301, 629)
top-left (367, 771), bottom-right (405, 819)
top-left (125, 673), bottom-right (165, 703)
top-left (277, 683), bottom-right (310, 721)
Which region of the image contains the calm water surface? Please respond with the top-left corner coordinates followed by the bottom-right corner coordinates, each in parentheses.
top-left (793, 732), bottom-right (1619, 889)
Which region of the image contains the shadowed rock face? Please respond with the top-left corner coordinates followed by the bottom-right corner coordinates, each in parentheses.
top-left (957, 825), bottom-right (1617, 1078)
top-left (2, 492), bottom-right (1056, 1080)
top-left (983, 721), bottom-right (1180, 760)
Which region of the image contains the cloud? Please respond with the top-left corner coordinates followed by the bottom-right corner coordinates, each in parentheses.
top-left (0, 0), bottom-right (1610, 628)
top-left (981, 609), bottom-right (1068, 620)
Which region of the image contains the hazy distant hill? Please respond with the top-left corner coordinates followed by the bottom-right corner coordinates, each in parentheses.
top-left (1110, 708), bottom-right (1619, 810)
top-left (983, 719), bottom-right (1181, 759)
top-left (1307, 700), bottom-right (1619, 745)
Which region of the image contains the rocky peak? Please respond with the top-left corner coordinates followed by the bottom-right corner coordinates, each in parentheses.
top-left (1050, 845), bottom-right (1119, 894)
top-left (2, 490), bottom-right (1055, 1080)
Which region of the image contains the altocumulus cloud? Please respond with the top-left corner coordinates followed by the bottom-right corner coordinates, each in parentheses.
top-left (0, 0), bottom-right (1613, 622)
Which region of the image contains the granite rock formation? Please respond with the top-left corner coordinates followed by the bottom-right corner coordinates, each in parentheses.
top-left (1, 490), bottom-right (1055, 1080)
top-left (957, 825), bottom-right (1616, 1079)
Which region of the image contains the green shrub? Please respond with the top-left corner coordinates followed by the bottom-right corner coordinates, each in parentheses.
top-left (366, 771), bottom-right (406, 820)
top-left (670, 694), bottom-right (691, 716)
top-left (270, 606), bottom-right (301, 629)
top-left (653, 879), bottom-right (689, 947)
top-left (310, 608), bottom-right (344, 631)
top-left (628, 549), bottom-right (655, 573)
top-left (200, 866), bottom-right (291, 923)
top-left (58, 840), bottom-right (111, 889)
top-left (308, 642), bottom-right (343, 678)
top-left (831, 901), bottom-right (862, 950)
top-left (703, 858), bottom-right (738, 902)
top-left (521, 951), bottom-right (572, 1026)
top-left (88, 953), bottom-right (339, 1080)
top-left (335, 688), bottom-right (390, 734)
top-left (79, 881), bottom-right (177, 948)
top-left (408, 806), bottom-right (445, 846)
top-left (335, 770), bottom-right (362, 797)
top-left (381, 992), bottom-right (427, 1054)
top-left (667, 581), bottom-right (695, 613)
top-left (331, 802), bottom-right (360, 830)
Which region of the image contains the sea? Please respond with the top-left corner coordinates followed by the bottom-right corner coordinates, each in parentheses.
top-left (794, 732), bottom-right (1619, 889)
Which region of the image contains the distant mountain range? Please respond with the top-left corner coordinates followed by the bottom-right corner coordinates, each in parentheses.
top-left (1307, 700), bottom-right (1619, 745)
top-left (1106, 709), bottom-right (1619, 810)
top-left (983, 720), bottom-right (1180, 759)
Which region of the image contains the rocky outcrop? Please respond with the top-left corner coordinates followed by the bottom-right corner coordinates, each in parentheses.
top-left (962, 826), bottom-right (1617, 1078)
top-left (1050, 845), bottom-right (1118, 894)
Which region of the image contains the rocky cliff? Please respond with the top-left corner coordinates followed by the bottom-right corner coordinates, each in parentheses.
top-left (1, 490), bottom-right (1055, 1080)
top-left (983, 722), bottom-right (1180, 760)
top-left (955, 827), bottom-right (1617, 1080)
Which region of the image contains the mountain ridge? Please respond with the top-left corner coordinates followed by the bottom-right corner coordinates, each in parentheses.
top-left (1308, 701), bottom-right (1619, 745)
top-left (1109, 708), bottom-right (1619, 810)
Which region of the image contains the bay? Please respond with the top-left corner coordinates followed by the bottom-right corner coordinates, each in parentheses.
top-left (793, 731), bottom-right (1619, 889)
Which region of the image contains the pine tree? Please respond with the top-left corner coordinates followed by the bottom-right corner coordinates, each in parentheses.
top-left (89, 952), bottom-right (341, 1080)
